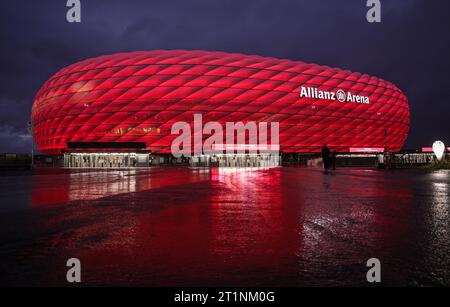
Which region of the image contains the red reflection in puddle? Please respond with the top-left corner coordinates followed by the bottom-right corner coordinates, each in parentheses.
top-left (18, 168), bottom-right (449, 286)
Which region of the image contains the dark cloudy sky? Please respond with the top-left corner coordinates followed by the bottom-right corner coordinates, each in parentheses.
top-left (1, 0), bottom-right (449, 152)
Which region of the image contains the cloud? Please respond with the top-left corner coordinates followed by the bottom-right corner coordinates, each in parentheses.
top-left (0, 0), bottom-right (449, 151)
top-left (0, 125), bottom-right (32, 153)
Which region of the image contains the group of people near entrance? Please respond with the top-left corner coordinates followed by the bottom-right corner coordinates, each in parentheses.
top-left (321, 144), bottom-right (336, 170)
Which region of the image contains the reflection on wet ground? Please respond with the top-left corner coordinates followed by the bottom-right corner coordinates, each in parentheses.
top-left (0, 167), bottom-right (449, 286)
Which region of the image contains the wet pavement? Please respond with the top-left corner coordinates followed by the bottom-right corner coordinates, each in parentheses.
top-left (0, 167), bottom-right (449, 286)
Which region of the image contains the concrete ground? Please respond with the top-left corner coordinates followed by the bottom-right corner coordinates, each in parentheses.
top-left (0, 167), bottom-right (449, 286)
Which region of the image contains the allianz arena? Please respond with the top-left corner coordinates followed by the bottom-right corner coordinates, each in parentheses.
top-left (31, 50), bottom-right (409, 167)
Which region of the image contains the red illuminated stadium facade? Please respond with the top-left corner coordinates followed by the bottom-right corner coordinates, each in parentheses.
top-left (31, 50), bottom-right (410, 161)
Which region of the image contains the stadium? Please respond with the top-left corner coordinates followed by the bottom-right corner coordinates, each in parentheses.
top-left (31, 50), bottom-right (410, 167)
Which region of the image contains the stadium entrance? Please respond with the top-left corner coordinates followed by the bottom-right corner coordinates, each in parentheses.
top-left (63, 142), bottom-right (150, 168)
top-left (190, 154), bottom-right (279, 167)
top-left (63, 152), bottom-right (150, 168)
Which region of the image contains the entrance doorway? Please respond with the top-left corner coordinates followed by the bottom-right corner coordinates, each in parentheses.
top-left (190, 154), bottom-right (280, 167)
top-left (64, 153), bottom-right (150, 168)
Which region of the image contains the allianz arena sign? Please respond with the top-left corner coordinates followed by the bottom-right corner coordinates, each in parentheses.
top-left (300, 86), bottom-right (370, 104)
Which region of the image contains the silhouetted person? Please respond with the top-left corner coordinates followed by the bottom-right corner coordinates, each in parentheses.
top-left (321, 144), bottom-right (331, 169)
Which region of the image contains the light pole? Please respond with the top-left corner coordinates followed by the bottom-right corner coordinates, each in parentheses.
top-left (27, 120), bottom-right (34, 169)
top-left (384, 128), bottom-right (388, 152)
top-left (383, 128), bottom-right (389, 168)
